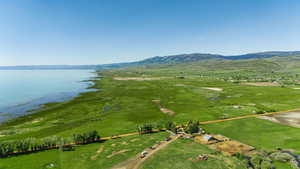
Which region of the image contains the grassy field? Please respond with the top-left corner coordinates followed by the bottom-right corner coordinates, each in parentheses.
top-left (204, 118), bottom-right (300, 153)
top-left (1, 58), bottom-right (300, 168)
top-left (0, 132), bottom-right (169, 169)
top-left (141, 138), bottom-right (247, 169)
top-left (2, 70), bottom-right (300, 142)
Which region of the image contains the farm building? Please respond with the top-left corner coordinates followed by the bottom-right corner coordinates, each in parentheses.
top-left (195, 134), bottom-right (220, 144)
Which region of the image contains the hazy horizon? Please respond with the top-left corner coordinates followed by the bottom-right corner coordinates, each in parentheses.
top-left (1, 50), bottom-right (300, 67)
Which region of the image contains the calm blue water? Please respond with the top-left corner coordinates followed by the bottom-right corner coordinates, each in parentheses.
top-left (0, 70), bottom-right (95, 123)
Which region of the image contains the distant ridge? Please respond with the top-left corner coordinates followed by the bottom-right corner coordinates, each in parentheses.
top-left (1, 51), bottom-right (300, 70)
top-left (222, 51), bottom-right (300, 60)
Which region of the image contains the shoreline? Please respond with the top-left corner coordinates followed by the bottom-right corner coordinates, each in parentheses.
top-left (0, 70), bottom-right (98, 125)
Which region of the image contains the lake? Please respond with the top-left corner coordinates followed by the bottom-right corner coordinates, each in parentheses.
top-left (0, 70), bottom-right (95, 123)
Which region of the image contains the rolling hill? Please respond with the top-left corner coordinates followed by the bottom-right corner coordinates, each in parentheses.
top-left (0, 51), bottom-right (300, 70)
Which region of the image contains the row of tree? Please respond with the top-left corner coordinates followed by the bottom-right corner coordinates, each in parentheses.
top-left (0, 137), bottom-right (61, 157)
top-left (137, 120), bottom-right (179, 134)
top-left (73, 130), bottom-right (100, 144)
top-left (0, 130), bottom-right (100, 157)
top-left (137, 120), bottom-right (201, 135)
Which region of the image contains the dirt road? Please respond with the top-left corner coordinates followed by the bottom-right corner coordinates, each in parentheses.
top-left (101, 132), bottom-right (140, 141)
top-left (111, 134), bottom-right (181, 169)
top-left (102, 108), bottom-right (300, 141)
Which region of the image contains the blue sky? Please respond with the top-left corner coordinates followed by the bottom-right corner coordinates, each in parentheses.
top-left (1, 0), bottom-right (300, 66)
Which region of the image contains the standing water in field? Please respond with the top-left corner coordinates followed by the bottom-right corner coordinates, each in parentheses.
top-left (0, 70), bottom-right (96, 123)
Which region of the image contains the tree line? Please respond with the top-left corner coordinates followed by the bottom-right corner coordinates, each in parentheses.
top-left (1, 120), bottom-right (201, 158)
top-left (0, 130), bottom-right (100, 157)
top-left (137, 120), bottom-right (201, 135)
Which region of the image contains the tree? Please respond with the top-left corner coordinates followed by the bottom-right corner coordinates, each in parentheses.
top-left (165, 121), bottom-right (177, 134)
top-left (0, 142), bottom-right (14, 157)
top-left (137, 123), bottom-right (154, 134)
top-left (73, 130), bottom-right (100, 144)
top-left (184, 120), bottom-right (200, 134)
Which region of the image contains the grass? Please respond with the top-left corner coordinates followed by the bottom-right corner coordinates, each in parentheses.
top-left (2, 57), bottom-right (300, 168)
top-left (141, 138), bottom-right (247, 169)
top-left (204, 118), bottom-right (300, 153)
top-left (0, 132), bottom-right (169, 169)
top-left (3, 74), bottom-right (300, 142)
top-left (273, 161), bottom-right (294, 169)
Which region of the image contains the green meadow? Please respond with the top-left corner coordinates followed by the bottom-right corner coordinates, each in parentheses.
top-left (1, 58), bottom-right (300, 168)
top-left (141, 138), bottom-right (248, 169)
top-left (0, 132), bottom-right (168, 169)
top-left (204, 118), bottom-right (300, 153)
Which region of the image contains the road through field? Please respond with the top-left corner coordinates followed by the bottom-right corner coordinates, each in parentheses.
top-left (110, 134), bottom-right (181, 169)
top-left (6, 107), bottom-right (299, 163)
top-left (106, 108), bottom-right (300, 169)
top-left (199, 108), bottom-right (300, 125)
top-left (103, 107), bottom-right (300, 141)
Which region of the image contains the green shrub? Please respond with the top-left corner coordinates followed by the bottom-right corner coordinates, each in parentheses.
top-left (184, 120), bottom-right (200, 134)
top-left (137, 123), bottom-right (154, 134)
top-left (165, 121), bottom-right (177, 134)
top-left (73, 130), bottom-right (100, 144)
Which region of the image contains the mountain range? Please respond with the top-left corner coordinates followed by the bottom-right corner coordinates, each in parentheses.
top-left (1, 51), bottom-right (300, 70)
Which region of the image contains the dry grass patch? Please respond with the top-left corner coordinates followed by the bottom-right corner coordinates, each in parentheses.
top-left (152, 99), bottom-right (176, 116)
top-left (90, 145), bottom-right (104, 160)
top-left (195, 134), bottom-right (255, 156)
top-left (107, 149), bottom-right (130, 158)
top-left (241, 82), bottom-right (280, 86)
top-left (160, 108), bottom-right (175, 116)
top-left (258, 111), bottom-right (300, 128)
top-left (31, 118), bottom-right (43, 124)
top-left (204, 87), bottom-right (223, 91)
top-left (210, 140), bottom-right (255, 156)
top-left (113, 77), bottom-right (164, 81)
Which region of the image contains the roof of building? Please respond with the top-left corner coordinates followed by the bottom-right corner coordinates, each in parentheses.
top-left (203, 135), bottom-right (214, 141)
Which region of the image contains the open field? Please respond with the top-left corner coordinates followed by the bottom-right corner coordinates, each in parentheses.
top-left (111, 134), bottom-right (180, 169)
top-left (141, 138), bottom-right (248, 169)
top-left (3, 71), bottom-right (300, 142)
top-left (0, 132), bottom-right (169, 169)
top-left (1, 58), bottom-right (300, 168)
top-left (204, 118), bottom-right (300, 153)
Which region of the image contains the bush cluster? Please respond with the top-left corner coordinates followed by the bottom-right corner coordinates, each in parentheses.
top-left (137, 123), bottom-right (154, 134)
top-left (184, 120), bottom-right (200, 134)
top-left (73, 130), bottom-right (100, 144)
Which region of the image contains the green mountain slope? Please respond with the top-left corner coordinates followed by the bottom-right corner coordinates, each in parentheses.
top-left (1, 51), bottom-right (300, 70)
